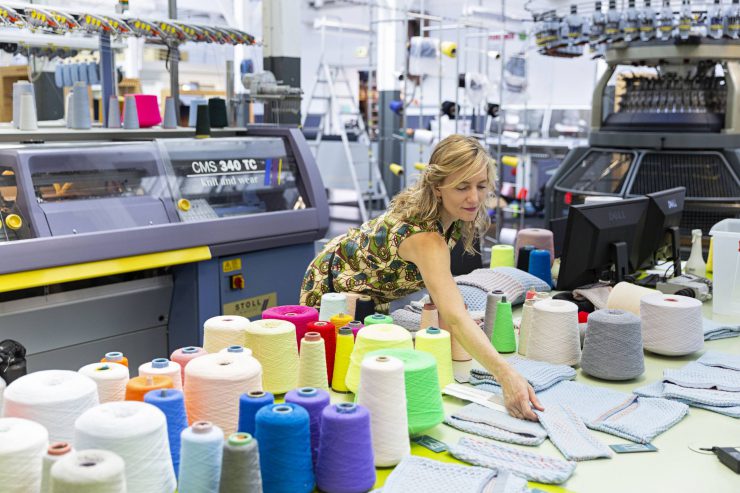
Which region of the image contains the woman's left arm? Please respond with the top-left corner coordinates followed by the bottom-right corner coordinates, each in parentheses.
top-left (399, 232), bottom-right (544, 420)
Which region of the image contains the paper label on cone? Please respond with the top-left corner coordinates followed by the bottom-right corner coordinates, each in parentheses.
top-left (224, 292), bottom-right (277, 318)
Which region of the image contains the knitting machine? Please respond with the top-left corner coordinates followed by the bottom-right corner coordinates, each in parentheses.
top-left (545, 41), bottom-right (740, 245)
top-left (0, 127), bottom-right (328, 371)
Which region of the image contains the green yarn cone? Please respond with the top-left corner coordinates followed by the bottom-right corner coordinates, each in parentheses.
top-left (491, 297), bottom-right (516, 353)
top-left (364, 348), bottom-right (443, 436)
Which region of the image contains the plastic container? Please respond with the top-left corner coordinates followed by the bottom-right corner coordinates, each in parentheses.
top-left (709, 218), bottom-right (740, 316)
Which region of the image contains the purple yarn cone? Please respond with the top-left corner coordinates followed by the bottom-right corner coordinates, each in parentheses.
top-left (285, 387), bottom-right (331, 465)
top-left (316, 403), bottom-right (375, 493)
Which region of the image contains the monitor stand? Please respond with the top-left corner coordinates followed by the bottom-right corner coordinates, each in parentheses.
top-left (667, 226), bottom-right (682, 277)
top-left (610, 241), bottom-right (629, 284)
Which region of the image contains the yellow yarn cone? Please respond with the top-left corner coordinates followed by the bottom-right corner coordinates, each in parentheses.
top-left (332, 326), bottom-right (354, 393)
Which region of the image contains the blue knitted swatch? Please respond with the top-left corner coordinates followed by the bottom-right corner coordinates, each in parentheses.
top-left (445, 403), bottom-right (547, 446)
top-left (698, 350), bottom-right (740, 372)
top-left (469, 356), bottom-right (576, 393)
top-left (703, 319), bottom-right (740, 341)
top-left (381, 455), bottom-right (497, 493)
top-left (663, 362), bottom-right (740, 392)
top-left (634, 381), bottom-right (740, 418)
top-left (449, 436), bottom-right (576, 485)
top-left (535, 404), bottom-right (613, 461)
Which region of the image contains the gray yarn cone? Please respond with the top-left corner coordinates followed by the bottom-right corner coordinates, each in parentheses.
top-left (163, 97), bottom-right (178, 128)
top-left (122, 95), bottom-right (140, 129)
top-left (107, 95), bottom-right (121, 128)
top-left (67, 83), bottom-right (91, 129)
top-left (581, 309), bottom-right (644, 381)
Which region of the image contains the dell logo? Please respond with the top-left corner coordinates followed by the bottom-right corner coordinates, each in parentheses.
top-left (667, 199), bottom-right (678, 209)
top-left (608, 210), bottom-right (626, 222)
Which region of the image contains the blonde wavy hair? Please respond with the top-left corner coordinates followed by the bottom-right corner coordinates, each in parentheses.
top-left (387, 134), bottom-right (496, 254)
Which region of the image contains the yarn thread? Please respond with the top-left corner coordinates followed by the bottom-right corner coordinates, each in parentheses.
top-left (315, 403), bottom-right (376, 493)
top-left (100, 352), bottom-right (128, 368)
top-left (330, 313), bottom-right (353, 333)
top-left (0, 417), bottom-right (48, 493)
top-left (203, 316), bottom-right (250, 354)
top-left (364, 313), bottom-right (394, 325)
top-left (144, 389), bottom-right (189, 477)
top-left (332, 327), bottom-right (355, 393)
top-left (245, 319), bottom-right (299, 394)
top-left (517, 299), bottom-right (536, 356)
top-left (528, 249), bottom-right (553, 287)
top-left (356, 356), bottom-right (410, 467)
top-left (42, 442), bottom-right (73, 493)
top-left (50, 449), bottom-right (126, 493)
top-left (218, 433), bottom-right (262, 493)
top-left (490, 244), bottom-right (515, 269)
top-left (262, 305), bottom-right (319, 348)
top-left (307, 320), bottom-right (336, 384)
top-left (3, 370), bottom-right (99, 443)
top-left (515, 228), bottom-right (555, 265)
top-left (184, 352), bottom-right (263, 434)
top-left (285, 387), bottom-right (331, 464)
top-left (125, 375), bottom-right (173, 401)
top-left (365, 348), bottom-right (444, 435)
top-left (354, 296), bottom-right (376, 324)
top-left (74, 401), bottom-right (176, 493)
top-left (581, 309), bottom-right (644, 380)
top-left (238, 391), bottom-right (275, 435)
top-left (491, 296), bottom-right (516, 353)
top-left (641, 294), bottom-right (704, 356)
top-left (483, 290), bottom-right (504, 340)
top-left (527, 299), bottom-right (581, 366)
top-left (516, 245), bottom-right (535, 271)
top-left (139, 358), bottom-right (183, 391)
top-left (345, 323), bottom-right (413, 393)
top-left (255, 403), bottom-right (315, 493)
top-left (178, 421), bottom-right (224, 493)
top-left (319, 293), bottom-right (348, 321)
top-left (414, 327), bottom-right (454, 389)
top-left (171, 347), bottom-right (208, 387)
top-left (78, 363), bottom-right (129, 403)
top-left (298, 333), bottom-right (329, 389)
top-left (348, 320), bottom-right (364, 339)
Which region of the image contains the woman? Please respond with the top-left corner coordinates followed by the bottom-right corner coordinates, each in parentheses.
top-left (300, 135), bottom-right (543, 420)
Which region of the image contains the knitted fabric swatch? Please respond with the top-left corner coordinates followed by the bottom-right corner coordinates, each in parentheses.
top-left (469, 357), bottom-right (576, 393)
top-left (703, 319), bottom-right (740, 341)
top-left (634, 381), bottom-right (740, 418)
top-left (455, 268), bottom-right (551, 307)
top-left (391, 308), bottom-right (422, 333)
top-left (534, 381), bottom-right (688, 443)
top-left (449, 436), bottom-right (576, 485)
top-left (698, 351), bottom-right (740, 372)
top-left (535, 404), bottom-right (613, 461)
top-left (458, 284), bottom-right (489, 312)
top-left (380, 455), bottom-right (497, 493)
top-left (489, 470), bottom-right (529, 493)
top-left (663, 362), bottom-right (740, 392)
top-left (444, 403), bottom-right (547, 446)
top-left (663, 382), bottom-right (740, 407)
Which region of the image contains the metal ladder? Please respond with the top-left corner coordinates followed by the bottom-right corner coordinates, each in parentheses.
top-left (303, 60), bottom-right (388, 222)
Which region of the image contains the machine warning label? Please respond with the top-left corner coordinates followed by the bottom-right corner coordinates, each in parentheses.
top-left (223, 292), bottom-right (277, 319)
top-left (222, 258), bottom-right (242, 273)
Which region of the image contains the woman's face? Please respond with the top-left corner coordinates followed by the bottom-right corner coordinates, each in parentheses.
top-left (435, 165), bottom-right (489, 224)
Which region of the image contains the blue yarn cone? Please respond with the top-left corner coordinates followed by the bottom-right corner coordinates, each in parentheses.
top-left (528, 249), bottom-right (553, 287)
top-left (144, 388), bottom-right (188, 478)
top-left (238, 390), bottom-right (274, 435)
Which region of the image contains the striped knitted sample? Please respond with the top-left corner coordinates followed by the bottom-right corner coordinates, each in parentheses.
top-left (469, 356), bottom-right (576, 393)
top-left (703, 319), bottom-right (740, 341)
top-left (535, 381), bottom-right (688, 443)
top-left (663, 362), bottom-right (740, 392)
top-left (455, 267), bottom-right (551, 307)
top-left (444, 403), bottom-right (547, 446)
top-left (634, 381), bottom-right (740, 418)
top-left (698, 351), bottom-right (740, 372)
top-left (663, 382), bottom-right (740, 407)
top-left (380, 455), bottom-right (498, 493)
top-left (390, 308), bottom-right (422, 333)
top-left (449, 436), bottom-right (576, 485)
top-left (535, 404), bottom-right (613, 461)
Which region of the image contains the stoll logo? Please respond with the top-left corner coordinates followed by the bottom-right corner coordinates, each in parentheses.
top-left (608, 209), bottom-right (626, 222)
top-left (667, 199), bottom-right (678, 209)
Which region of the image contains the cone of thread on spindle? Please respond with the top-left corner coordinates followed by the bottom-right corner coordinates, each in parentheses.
top-left (218, 433), bottom-right (262, 493)
top-left (491, 296), bottom-right (516, 353)
top-left (195, 104), bottom-right (211, 138)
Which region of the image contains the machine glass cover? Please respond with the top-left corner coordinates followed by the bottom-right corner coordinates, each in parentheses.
top-left (158, 137), bottom-right (306, 222)
top-left (557, 150), bottom-right (633, 194)
top-left (549, 108), bottom-right (590, 138)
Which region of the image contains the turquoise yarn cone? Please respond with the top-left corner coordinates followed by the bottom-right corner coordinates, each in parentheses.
top-left (491, 296), bottom-right (516, 353)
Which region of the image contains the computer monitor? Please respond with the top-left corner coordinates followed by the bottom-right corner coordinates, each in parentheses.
top-left (637, 187), bottom-right (686, 277)
top-left (556, 197), bottom-right (649, 290)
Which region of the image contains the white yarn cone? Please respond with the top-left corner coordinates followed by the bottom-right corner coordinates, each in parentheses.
top-left (517, 298), bottom-right (535, 356)
top-left (3, 370), bottom-right (99, 443)
top-left (0, 417), bottom-right (48, 493)
top-left (18, 93), bottom-right (37, 131)
top-left (78, 363), bottom-right (129, 403)
top-left (641, 294), bottom-right (704, 356)
top-left (74, 401), bottom-right (176, 493)
top-left (139, 358), bottom-right (183, 391)
top-left (356, 355), bottom-right (410, 467)
top-left (50, 449), bottom-right (126, 493)
top-left (41, 442), bottom-right (74, 493)
top-left (203, 315), bottom-right (250, 354)
top-left (526, 299), bottom-right (581, 366)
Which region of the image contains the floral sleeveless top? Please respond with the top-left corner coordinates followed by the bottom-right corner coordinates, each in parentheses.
top-left (299, 212), bottom-right (462, 310)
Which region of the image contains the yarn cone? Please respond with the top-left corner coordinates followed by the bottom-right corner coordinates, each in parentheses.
top-left (107, 95), bottom-right (121, 128)
top-left (162, 97), bottom-right (178, 128)
top-left (122, 95), bottom-right (139, 129)
top-left (491, 296), bottom-right (516, 353)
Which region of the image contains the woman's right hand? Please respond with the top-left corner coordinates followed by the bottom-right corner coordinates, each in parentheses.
top-left (496, 367), bottom-right (544, 421)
